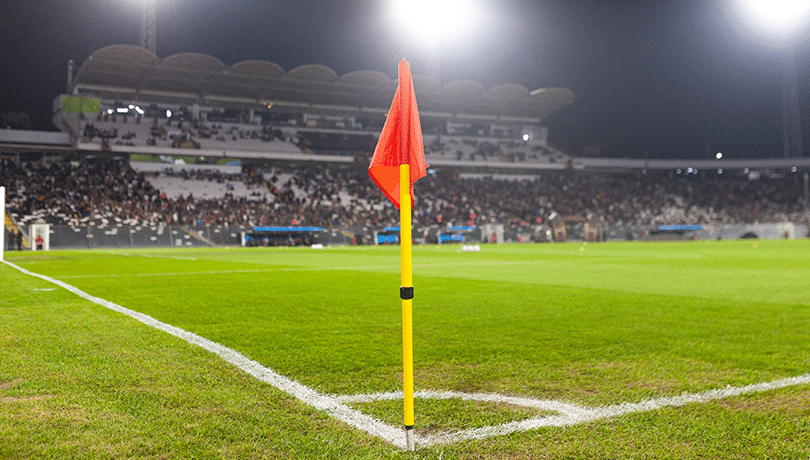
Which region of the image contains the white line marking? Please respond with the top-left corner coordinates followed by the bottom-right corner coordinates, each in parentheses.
top-left (389, 375), bottom-right (810, 447)
top-left (3, 260), bottom-right (407, 449)
top-left (5, 259), bottom-right (810, 450)
top-left (336, 389), bottom-right (588, 417)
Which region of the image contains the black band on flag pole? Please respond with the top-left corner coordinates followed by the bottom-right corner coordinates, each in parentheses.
top-left (400, 286), bottom-right (414, 300)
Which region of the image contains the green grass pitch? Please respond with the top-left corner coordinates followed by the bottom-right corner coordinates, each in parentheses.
top-left (2, 240), bottom-right (809, 458)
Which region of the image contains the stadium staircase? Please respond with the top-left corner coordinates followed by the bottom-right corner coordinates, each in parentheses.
top-left (336, 228), bottom-right (354, 240)
top-left (4, 215), bottom-right (30, 249)
top-left (181, 226), bottom-right (216, 247)
top-left (261, 179), bottom-right (281, 200)
top-left (52, 112), bottom-right (82, 146)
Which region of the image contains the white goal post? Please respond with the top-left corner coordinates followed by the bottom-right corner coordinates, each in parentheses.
top-left (30, 224), bottom-right (50, 252)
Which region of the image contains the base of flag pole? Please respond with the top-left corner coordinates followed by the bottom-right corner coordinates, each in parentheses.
top-left (405, 426), bottom-right (414, 451)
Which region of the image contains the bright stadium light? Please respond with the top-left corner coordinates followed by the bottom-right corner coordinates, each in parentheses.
top-left (727, 0), bottom-right (808, 158)
top-left (739, 0), bottom-right (810, 37)
top-left (389, 0), bottom-right (483, 49)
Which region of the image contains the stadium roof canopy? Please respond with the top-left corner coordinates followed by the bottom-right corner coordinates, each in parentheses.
top-left (70, 45), bottom-right (575, 122)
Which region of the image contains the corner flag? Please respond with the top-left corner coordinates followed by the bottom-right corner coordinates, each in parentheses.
top-left (368, 59), bottom-right (427, 451)
top-left (369, 59), bottom-right (428, 210)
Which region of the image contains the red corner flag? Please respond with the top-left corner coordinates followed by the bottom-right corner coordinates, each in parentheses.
top-left (369, 59), bottom-right (428, 209)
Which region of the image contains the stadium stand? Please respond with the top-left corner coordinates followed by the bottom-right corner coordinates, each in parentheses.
top-left (59, 110), bottom-right (569, 169)
top-left (48, 45), bottom-right (577, 172)
top-left (3, 156), bottom-right (808, 249)
top-left (3, 46), bottom-right (809, 248)
top-left (72, 114), bottom-right (301, 154)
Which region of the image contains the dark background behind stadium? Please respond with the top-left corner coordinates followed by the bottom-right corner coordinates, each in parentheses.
top-left (2, 0), bottom-right (810, 159)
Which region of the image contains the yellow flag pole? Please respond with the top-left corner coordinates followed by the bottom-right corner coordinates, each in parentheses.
top-left (1, 186), bottom-right (5, 262)
top-left (399, 163), bottom-right (415, 451)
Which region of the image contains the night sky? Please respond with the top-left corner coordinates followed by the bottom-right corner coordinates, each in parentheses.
top-left (2, 0), bottom-right (810, 159)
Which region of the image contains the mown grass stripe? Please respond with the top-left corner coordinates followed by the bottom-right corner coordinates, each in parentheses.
top-left (54, 260), bottom-right (536, 279)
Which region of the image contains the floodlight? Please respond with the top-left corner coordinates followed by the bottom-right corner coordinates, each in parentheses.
top-left (716, 152), bottom-right (723, 159)
top-left (739, 0), bottom-right (810, 38)
top-left (389, 0), bottom-right (482, 49)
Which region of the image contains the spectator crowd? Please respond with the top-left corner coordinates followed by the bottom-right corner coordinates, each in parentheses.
top-left (2, 158), bottom-right (808, 233)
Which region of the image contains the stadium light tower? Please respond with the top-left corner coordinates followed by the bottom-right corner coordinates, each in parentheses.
top-left (737, 0), bottom-right (810, 158)
top-left (140, 0), bottom-right (156, 55)
top-left (779, 47), bottom-right (802, 159)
